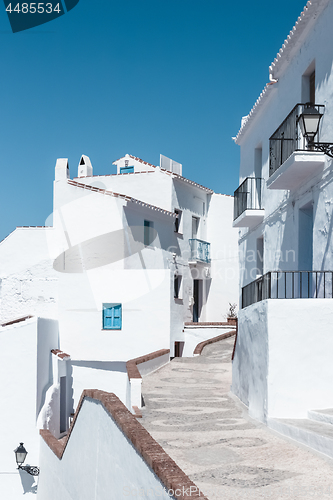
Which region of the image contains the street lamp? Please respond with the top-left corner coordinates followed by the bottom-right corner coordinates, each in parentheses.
top-left (14, 443), bottom-right (40, 476)
top-left (298, 103), bottom-right (333, 157)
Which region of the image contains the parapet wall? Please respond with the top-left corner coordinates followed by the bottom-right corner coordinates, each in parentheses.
top-left (39, 390), bottom-right (207, 500)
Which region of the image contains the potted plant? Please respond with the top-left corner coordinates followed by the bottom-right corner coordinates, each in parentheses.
top-left (227, 303), bottom-right (237, 326)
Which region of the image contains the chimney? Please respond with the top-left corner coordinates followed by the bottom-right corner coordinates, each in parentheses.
top-left (55, 158), bottom-right (70, 181)
top-left (78, 155), bottom-right (93, 177)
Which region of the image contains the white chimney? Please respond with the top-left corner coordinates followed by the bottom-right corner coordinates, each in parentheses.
top-left (55, 158), bottom-right (70, 181)
top-left (78, 155), bottom-right (93, 177)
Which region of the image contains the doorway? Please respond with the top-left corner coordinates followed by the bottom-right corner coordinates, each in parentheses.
top-left (193, 279), bottom-right (202, 322)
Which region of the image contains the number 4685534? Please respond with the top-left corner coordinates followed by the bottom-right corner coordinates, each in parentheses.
top-left (6, 3), bottom-right (62, 14)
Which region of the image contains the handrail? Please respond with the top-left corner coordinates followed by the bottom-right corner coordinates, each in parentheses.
top-left (242, 270), bottom-right (333, 308)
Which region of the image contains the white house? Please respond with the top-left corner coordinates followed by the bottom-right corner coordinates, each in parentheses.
top-left (0, 152), bottom-right (238, 498)
top-left (231, 0), bottom-right (333, 442)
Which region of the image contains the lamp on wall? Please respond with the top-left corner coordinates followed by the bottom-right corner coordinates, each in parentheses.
top-left (298, 103), bottom-right (333, 157)
top-left (14, 443), bottom-right (40, 476)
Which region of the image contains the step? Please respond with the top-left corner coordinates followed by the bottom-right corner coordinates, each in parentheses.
top-left (308, 408), bottom-right (333, 426)
top-left (267, 417), bottom-right (333, 459)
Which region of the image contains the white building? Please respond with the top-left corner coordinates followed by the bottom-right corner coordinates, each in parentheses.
top-left (232, 0), bottom-right (333, 437)
top-left (0, 153), bottom-right (238, 497)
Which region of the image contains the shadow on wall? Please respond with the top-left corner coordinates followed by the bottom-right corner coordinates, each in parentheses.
top-left (53, 224), bottom-right (178, 273)
top-left (19, 468), bottom-right (37, 495)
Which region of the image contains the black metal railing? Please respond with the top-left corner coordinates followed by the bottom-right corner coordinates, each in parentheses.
top-left (234, 177), bottom-right (263, 221)
top-left (269, 103), bottom-right (325, 176)
top-left (242, 270), bottom-right (333, 308)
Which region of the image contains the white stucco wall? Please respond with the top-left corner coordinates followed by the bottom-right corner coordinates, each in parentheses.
top-left (236, 0), bottom-right (333, 290)
top-left (37, 397), bottom-right (175, 500)
top-left (233, 1), bottom-right (333, 422)
top-left (70, 363), bottom-right (128, 409)
top-left (233, 299), bottom-right (333, 421)
top-left (232, 301), bottom-right (268, 422)
top-left (267, 299), bottom-right (333, 418)
top-left (0, 317), bottom-right (58, 499)
top-left (0, 228), bottom-right (58, 323)
top-left (183, 325), bottom-right (235, 357)
top-left (206, 193), bottom-right (239, 320)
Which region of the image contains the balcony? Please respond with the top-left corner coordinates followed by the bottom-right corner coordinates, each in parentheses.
top-left (268, 103), bottom-right (326, 190)
top-left (189, 239), bottom-right (210, 264)
top-left (233, 177), bottom-right (264, 228)
top-left (242, 270), bottom-right (333, 309)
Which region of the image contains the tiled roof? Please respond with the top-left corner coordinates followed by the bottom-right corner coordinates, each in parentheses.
top-left (1, 315), bottom-right (34, 327)
top-left (113, 154), bottom-right (214, 193)
top-left (269, 0), bottom-right (330, 78)
top-left (67, 180), bottom-right (176, 217)
top-left (234, 0), bottom-right (330, 143)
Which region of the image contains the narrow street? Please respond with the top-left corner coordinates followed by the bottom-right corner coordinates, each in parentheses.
top-left (141, 337), bottom-right (333, 499)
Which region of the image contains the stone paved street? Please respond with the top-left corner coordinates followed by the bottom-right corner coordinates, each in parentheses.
top-left (141, 337), bottom-right (333, 500)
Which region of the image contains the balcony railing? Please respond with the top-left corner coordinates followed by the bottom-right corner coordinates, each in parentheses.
top-left (242, 271), bottom-right (333, 309)
top-left (234, 177), bottom-right (263, 221)
top-left (189, 239), bottom-right (210, 263)
top-left (269, 103), bottom-right (325, 177)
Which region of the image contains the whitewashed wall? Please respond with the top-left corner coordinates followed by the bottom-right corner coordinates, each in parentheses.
top-left (232, 301), bottom-right (268, 422)
top-left (206, 193), bottom-right (239, 320)
top-left (37, 397), bottom-right (175, 500)
top-left (233, 299), bottom-right (333, 421)
top-left (0, 228), bottom-right (58, 323)
top-left (0, 317), bottom-right (58, 499)
top-left (70, 362), bottom-right (128, 409)
top-left (236, 0), bottom-right (333, 288)
top-left (183, 325), bottom-right (235, 357)
top-left (53, 177), bottom-right (172, 362)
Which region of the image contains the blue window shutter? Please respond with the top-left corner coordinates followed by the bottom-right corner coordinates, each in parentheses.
top-left (103, 304), bottom-right (122, 330)
top-left (113, 304), bottom-right (121, 329)
top-left (120, 166), bottom-right (134, 174)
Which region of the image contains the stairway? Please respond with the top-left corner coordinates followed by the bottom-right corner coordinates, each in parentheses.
top-left (267, 409), bottom-right (333, 459)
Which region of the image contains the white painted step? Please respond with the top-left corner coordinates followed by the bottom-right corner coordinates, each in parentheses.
top-left (267, 417), bottom-right (333, 459)
top-left (308, 408), bottom-right (333, 426)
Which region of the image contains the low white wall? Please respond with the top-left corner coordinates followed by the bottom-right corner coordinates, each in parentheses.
top-left (231, 301), bottom-right (268, 422)
top-left (37, 398), bottom-right (175, 500)
top-left (70, 362), bottom-right (128, 409)
top-left (137, 353), bottom-right (170, 376)
top-left (129, 353), bottom-right (170, 409)
top-left (130, 378), bottom-right (142, 408)
top-left (183, 326), bottom-right (235, 357)
top-left (267, 299), bottom-right (333, 418)
top-left (233, 299), bottom-right (333, 421)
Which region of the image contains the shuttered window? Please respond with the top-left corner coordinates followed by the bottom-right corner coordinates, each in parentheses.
top-left (103, 304), bottom-right (122, 330)
top-left (120, 166), bottom-right (134, 174)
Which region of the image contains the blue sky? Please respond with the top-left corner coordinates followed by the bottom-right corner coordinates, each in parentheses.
top-left (0, 0), bottom-right (307, 241)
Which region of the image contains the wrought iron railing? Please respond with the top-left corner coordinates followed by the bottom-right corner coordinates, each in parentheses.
top-left (242, 270), bottom-right (333, 308)
top-left (234, 177), bottom-right (263, 220)
top-left (269, 103), bottom-right (325, 176)
top-left (189, 239), bottom-right (211, 263)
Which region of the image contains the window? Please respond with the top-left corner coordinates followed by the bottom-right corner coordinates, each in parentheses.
top-left (144, 220), bottom-right (154, 246)
top-left (309, 71), bottom-right (315, 104)
top-left (60, 376), bottom-right (67, 433)
top-left (103, 303), bottom-right (122, 330)
top-left (174, 274), bottom-right (182, 299)
top-left (192, 217), bottom-right (199, 239)
top-left (256, 236), bottom-right (264, 276)
top-left (302, 62), bottom-right (315, 103)
top-left (120, 166), bottom-right (134, 174)
top-left (174, 209), bottom-right (182, 233)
